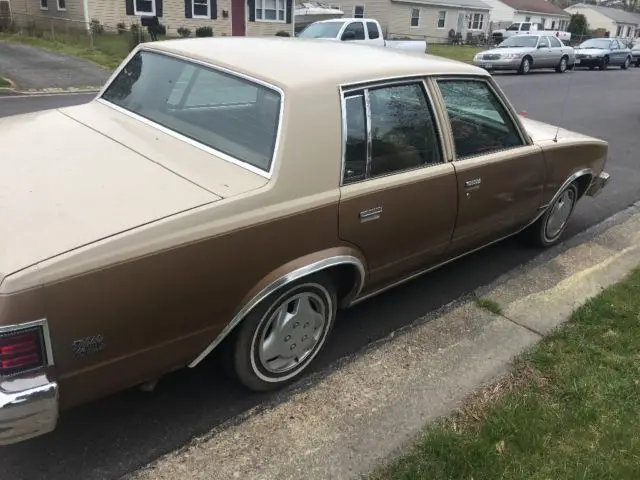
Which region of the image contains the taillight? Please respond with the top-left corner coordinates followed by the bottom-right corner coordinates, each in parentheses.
top-left (0, 327), bottom-right (46, 376)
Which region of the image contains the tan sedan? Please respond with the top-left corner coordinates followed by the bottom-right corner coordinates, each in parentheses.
top-left (0, 37), bottom-right (609, 444)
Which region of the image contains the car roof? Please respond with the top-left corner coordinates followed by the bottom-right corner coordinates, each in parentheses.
top-left (144, 37), bottom-right (487, 91)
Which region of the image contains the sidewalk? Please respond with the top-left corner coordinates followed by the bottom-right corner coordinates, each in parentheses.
top-left (128, 202), bottom-right (640, 480)
top-left (0, 41), bottom-right (109, 92)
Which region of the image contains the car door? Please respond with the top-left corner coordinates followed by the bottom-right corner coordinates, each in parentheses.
top-left (610, 39), bottom-right (625, 64)
top-left (548, 35), bottom-right (565, 65)
top-left (533, 35), bottom-right (553, 67)
top-left (338, 80), bottom-right (458, 290)
top-left (341, 21), bottom-right (367, 44)
top-left (433, 77), bottom-right (546, 255)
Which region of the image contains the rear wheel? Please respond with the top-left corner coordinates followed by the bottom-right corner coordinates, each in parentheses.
top-left (229, 273), bottom-right (337, 392)
top-left (621, 56), bottom-right (630, 69)
top-left (555, 56), bottom-right (568, 73)
top-left (521, 182), bottom-right (579, 248)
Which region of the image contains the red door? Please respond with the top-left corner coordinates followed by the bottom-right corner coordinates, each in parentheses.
top-left (231, 0), bottom-right (246, 36)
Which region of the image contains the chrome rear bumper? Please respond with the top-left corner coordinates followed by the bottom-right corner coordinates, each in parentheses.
top-left (586, 171), bottom-right (610, 197)
top-left (0, 373), bottom-right (58, 445)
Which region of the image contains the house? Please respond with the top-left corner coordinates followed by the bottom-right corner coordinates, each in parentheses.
top-left (333, 0), bottom-right (492, 43)
top-left (481, 0), bottom-right (571, 31)
top-left (7, 0), bottom-right (295, 36)
top-left (564, 3), bottom-right (640, 39)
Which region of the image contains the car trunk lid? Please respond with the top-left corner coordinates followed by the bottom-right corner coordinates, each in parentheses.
top-left (0, 109), bottom-right (219, 283)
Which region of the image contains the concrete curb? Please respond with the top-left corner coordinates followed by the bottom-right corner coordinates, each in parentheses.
top-left (128, 203), bottom-right (640, 480)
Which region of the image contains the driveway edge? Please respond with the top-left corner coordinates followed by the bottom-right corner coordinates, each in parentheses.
top-left (128, 203), bottom-right (640, 480)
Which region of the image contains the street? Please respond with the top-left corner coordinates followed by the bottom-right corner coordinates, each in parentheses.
top-left (1, 67), bottom-right (639, 480)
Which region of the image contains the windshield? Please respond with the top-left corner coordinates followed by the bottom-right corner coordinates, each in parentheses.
top-left (579, 39), bottom-right (611, 49)
top-left (498, 36), bottom-right (538, 48)
top-left (101, 50), bottom-right (281, 173)
top-left (298, 22), bottom-right (344, 38)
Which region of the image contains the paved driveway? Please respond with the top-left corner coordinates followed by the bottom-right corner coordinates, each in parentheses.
top-left (0, 42), bottom-right (110, 91)
top-left (0, 68), bottom-right (639, 480)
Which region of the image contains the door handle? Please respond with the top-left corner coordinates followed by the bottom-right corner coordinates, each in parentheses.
top-left (464, 178), bottom-right (482, 189)
top-left (359, 206), bottom-right (383, 222)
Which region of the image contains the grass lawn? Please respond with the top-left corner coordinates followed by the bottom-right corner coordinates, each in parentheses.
top-left (427, 44), bottom-right (485, 64)
top-left (372, 268), bottom-right (640, 480)
top-left (0, 76), bottom-right (10, 88)
top-left (0, 32), bottom-right (135, 70)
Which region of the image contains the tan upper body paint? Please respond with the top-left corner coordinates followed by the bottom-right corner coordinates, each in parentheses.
top-left (0, 37), bottom-right (608, 408)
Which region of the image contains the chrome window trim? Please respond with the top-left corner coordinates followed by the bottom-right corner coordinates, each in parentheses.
top-left (0, 318), bottom-right (55, 377)
top-left (433, 75), bottom-right (532, 160)
top-left (95, 46), bottom-right (285, 179)
top-left (339, 77), bottom-right (447, 186)
top-left (188, 255), bottom-right (366, 368)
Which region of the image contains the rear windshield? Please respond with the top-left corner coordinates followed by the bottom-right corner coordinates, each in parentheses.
top-left (101, 50), bottom-right (281, 173)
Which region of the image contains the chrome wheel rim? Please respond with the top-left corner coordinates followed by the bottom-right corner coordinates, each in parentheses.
top-left (545, 189), bottom-right (575, 240)
top-left (560, 58), bottom-right (566, 71)
top-left (257, 291), bottom-right (327, 374)
top-left (523, 59), bottom-right (530, 73)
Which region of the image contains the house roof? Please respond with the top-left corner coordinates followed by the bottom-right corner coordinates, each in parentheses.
top-left (498, 0), bottom-right (570, 16)
top-left (146, 37), bottom-right (486, 90)
top-left (392, 0), bottom-right (491, 12)
top-left (567, 3), bottom-right (640, 25)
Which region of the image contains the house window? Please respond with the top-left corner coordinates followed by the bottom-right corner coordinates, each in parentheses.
top-left (551, 20), bottom-right (555, 29)
top-left (329, 3), bottom-right (340, 9)
top-left (524, 16), bottom-right (530, 21)
top-left (437, 11), bottom-right (446, 28)
top-left (134, 0), bottom-right (156, 16)
top-left (468, 13), bottom-right (484, 30)
top-left (256, 0), bottom-right (286, 21)
top-left (57, 0), bottom-right (66, 10)
top-left (40, 0), bottom-right (48, 9)
top-left (540, 18), bottom-right (545, 28)
top-left (616, 25), bottom-right (622, 36)
top-left (411, 8), bottom-right (420, 27)
top-left (354, 5), bottom-right (364, 18)
top-left (193, 0), bottom-right (210, 18)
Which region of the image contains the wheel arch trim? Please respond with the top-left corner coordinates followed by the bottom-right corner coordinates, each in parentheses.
top-left (534, 167), bottom-right (594, 222)
top-left (188, 254), bottom-right (366, 368)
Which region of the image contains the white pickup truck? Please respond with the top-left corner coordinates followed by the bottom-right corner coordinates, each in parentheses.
top-left (492, 22), bottom-right (571, 43)
top-left (297, 18), bottom-right (428, 53)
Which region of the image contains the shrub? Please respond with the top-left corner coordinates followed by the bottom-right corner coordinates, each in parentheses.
top-left (147, 22), bottom-right (166, 38)
top-left (275, 30), bottom-right (290, 37)
top-left (195, 26), bottom-right (213, 37)
top-left (90, 19), bottom-right (104, 36)
top-left (177, 27), bottom-right (192, 37)
top-left (129, 24), bottom-right (146, 51)
top-left (117, 22), bottom-right (127, 35)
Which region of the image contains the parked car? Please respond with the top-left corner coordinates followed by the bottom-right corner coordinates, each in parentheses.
top-left (491, 22), bottom-right (571, 43)
top-left (0, 37), bottom-right (610, 445)
top-left (574, 37), bottom-right (632, 70)
top-left (473, 34), bottom-right (575, 74)
top-left (632, 40), bottom-right (640, 67)
top-left (297, 18), bottom-right (427, 53)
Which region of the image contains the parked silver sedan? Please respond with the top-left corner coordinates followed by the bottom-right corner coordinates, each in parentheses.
top-left (472, 35), bottom-right (575, 75)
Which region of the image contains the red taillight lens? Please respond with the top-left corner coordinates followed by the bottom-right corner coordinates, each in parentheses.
top-left (0, 327), bottom-right (46, 376)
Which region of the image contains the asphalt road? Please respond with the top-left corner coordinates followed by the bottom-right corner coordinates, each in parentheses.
top-left (1, 68), bottom-right (640, 480)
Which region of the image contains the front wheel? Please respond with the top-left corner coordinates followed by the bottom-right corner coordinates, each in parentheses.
top-left (599, 56), bottom-right (609, 70)
top-left (230, 273), bottom-right (337, 392)
top-left (521, 182), bottom-right (579, 248)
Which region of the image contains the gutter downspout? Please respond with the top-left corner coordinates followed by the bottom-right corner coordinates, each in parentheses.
top-left (83, 0), bottom-right (90, 32)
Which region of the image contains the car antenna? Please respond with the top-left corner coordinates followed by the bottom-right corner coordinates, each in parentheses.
top-left (553, 24), bottom-right (585, 143)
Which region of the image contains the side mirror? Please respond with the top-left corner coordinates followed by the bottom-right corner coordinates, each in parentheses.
top-left (537, 44), bottom-right (545, 49)
top-left (342, 31), bottom-right (356, 41)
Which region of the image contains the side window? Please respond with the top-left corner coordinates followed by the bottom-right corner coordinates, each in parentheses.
top-left (368, 83), bottom-right (441, 177)
top-left (549, 36), bottom-right (562, 48)
top-left (437, 79), bottom-right (524, 159)
top-left (341, 82), bottom-right (442, 183)
top-left (343, 94), bottom-right (367, 184)
top-left (342, 21), bottom-right (365, 40)
top-left (366, 21), bottom-right (380, 39)
top-left (521, 22), bottom-right (531, 31)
